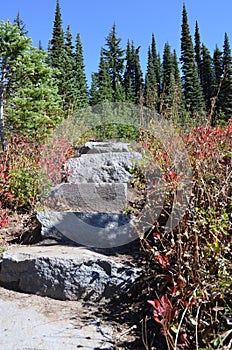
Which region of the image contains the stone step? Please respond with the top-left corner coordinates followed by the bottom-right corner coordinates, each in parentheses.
top-left (0, 244), bottom-right (141, 302)
top-left (66, 151), bottom-right (142, 184)
top-left (76, 141), bottom-right (130, 155)
top-left (36, 211), bottom-right (137, 248)
top-left (41, 182), bottom-right (127, 212)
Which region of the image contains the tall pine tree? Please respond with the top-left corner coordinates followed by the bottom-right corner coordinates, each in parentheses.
top-left (200, 44), bottom-right (216, 111)
top-left (194, 21), bottom-right (202, 81)
top-left (102, 24), bottom-right (125, 101)
top-left (124, 40), bottom-right (143, 103)
top-left (74, 33), bottom-right (89, 109)
top-left (218, 33), bottom-right (232, 121)
top-left (144, 47), bottom-right (158, 109)
top-left (48, 0), bottom-right (64, 70)
top-left (14, 12), bottom-right (28, 36)
top-left (180, 4), bottom-right (204, 114)
top-left (90, 49), bottom-right (113, 104)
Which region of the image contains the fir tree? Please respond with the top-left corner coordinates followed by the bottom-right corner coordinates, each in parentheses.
top-left (90, 73), bottom-right (99, 105)
top-left (48, 0), bottom-right (64, 70)
top-left (124, 40), bottom-right (135, 102)
top-left (161, 43), bottom-right (183, 119)
top-left (102, 24), bottom-right (125, 101)
top-left (194, 21), bottom-right (202, 80)
top-left (218, 33), bottom-right (232, 121)
top-left (144, 47), bottom-right (158, 109)
top-left (200, 44), bottom-right (216, 111)
top-left (134, 44), bottom-right (143, 99)
top-left (0, 20), bottom-right (31, 150)
top-left (74, 33), bottom-right (89, 109)
top-left (14, 11), bottom-right (28, 36)
top-left (151, 33), bottom-right (161, 95)
top-left (162, 42), bottom-right (173, 93)
top-left (180, 4), bottom-right (204, 113)
top-left (124, 40), bottom-right (143, 102)
top-left (61, 25), bottom-right (76, 110)
top-left (173, 49), bottom-right (181, 86)
top-left (92, 49), bottom-right (113, 103)
top-left (213, 45), bottom-right (223, 86)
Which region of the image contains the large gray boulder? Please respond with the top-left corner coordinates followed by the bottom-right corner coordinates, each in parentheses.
top-left (66, 151), bottom-right (142, 184)
top-left (0, 245), bottom-right (141, 301)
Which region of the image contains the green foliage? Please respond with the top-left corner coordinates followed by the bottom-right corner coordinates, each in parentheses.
top-left (180, 4), bottom-right (205, 114)
top-left (218, 33), bottom-right (232, 121)
top-left (124, 40), bottom-right (143, 103)
top-left (74, 33), bottom-right (89, 109)
top-left (145, 47), bottom-right (158, 109)
top-left (5, 48), bottom-right (62, 138)
top-left (102, 24), bottom-right (125, 101)
top-left (48, 0), bottom-right (64, 70)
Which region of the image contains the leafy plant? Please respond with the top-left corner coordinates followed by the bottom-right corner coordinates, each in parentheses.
top-left (140, 120), bottom-right (232, 349)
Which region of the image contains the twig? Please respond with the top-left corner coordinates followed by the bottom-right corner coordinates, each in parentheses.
top-left (174, 287), bottom-right (198, 349)
top-left (195, 302), bottom-right (202, 350)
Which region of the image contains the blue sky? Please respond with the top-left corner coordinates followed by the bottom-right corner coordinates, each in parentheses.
top-left (1, 1), bottom-right (232, 85)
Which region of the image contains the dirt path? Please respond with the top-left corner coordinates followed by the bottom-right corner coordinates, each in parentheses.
top-left (0, 287), bottom-right (114, 350)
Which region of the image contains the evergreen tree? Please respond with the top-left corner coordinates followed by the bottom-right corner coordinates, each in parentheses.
top-left (133, 44), bottom-right (143, 99)
top-left (218, 33), bottom-right (232, 120)
top-left (38, 40), bottom-right (43, 50)
top-left (200, 44), bottom-right (216, 111)
top-left (162, 42), bottom-right (173, 92)
top-left (194, 21), bottom-right (202, 80)
top-left (144, 47), bottom-right (158, 109)
top-left (90, 73), bottom-right (99, 105)
top-left (14, 11), bottom-right (28, 36)
top-left (6, 48), bottom-right (62, 137)
top-left (91, 49), bottom-right (113, 104)
top-left (213, 45), bottom-right (223, 86)
top-left (172, 49), bottom-right (181, 86)
top-left (48, 0), bottom-right (64, 70)
top-left (102, 24), bottom-right (125, 101)
top-left (151, 33), bottom-right (161, 95)
top-left (74, 33), bottom-right (89, 109)
top-left (61, 25), bottom-right (76, 110)
top-left (0, 20), bottom-right (31, 150)
top-left (180, 4), bottom-right (204, 113)
top-left (124, 40), bottom-right (143, 102)
top-left (0, 20), bottom-right (61, 144)
top-left (124, 40), bottom-right (135, 102)
top-left (161, 43), bottom-right (183, 119)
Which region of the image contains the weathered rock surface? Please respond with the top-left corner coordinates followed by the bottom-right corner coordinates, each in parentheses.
top-left (36, 212), bottom-right (137, 248)
top-left (44, 182), bottom-right (127, 212)
top-left (0, 244), bottom-right (141, 301)
top-left (66, 151), bottom-right (142, 184)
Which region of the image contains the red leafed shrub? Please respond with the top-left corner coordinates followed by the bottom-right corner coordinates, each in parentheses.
top-left (140, 121), bottom-right (232, 349)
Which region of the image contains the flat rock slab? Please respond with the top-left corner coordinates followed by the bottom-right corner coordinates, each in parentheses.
top-left (0, 287), bottom-right (114, 350)
top-left (36, 212), bottom-right (137, 248)
top-left (42, 183), bottom-right (127, 212)
top-left (0, 244), bottom-right (141, 301)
